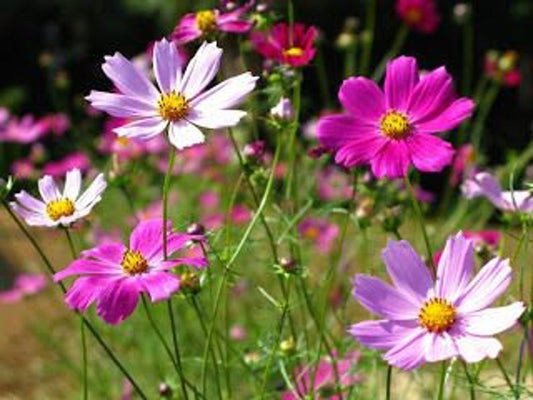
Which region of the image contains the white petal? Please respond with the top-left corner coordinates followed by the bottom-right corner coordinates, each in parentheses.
top-left (153, 38), bottom-right (183, 93)
top-left (63, 169), bottom-right (82, 199)
top-left (113, 117), bottom-right (168, 140)
top-left (190, 72), bottom-right (258, 109)
top-left (179, 42), bottom-right (222, 99)
top-left (76, 174), bottom-right (107, 210)
top-left (38, 175), bottom-right (60, 202)
top-left (168, 120), bottom-right (205, 150)
top-left (187, 108), bottom-right (247, 129)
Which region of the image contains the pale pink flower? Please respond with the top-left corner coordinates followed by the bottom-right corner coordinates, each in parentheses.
top-left (0, 274), bottom-right (48, 304)
top-left (42, 152), bottom-right (90, 176)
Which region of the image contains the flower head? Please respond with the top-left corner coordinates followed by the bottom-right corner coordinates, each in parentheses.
top-left (462, 172), bottom-right (533, 213)
top-left (172, 2), bottom-right (254, 45)
top-left (54, 219), bottom-right (208, 324)
top-left (251, 22), bottom-right (317, 67)
top-left (11, 168), bottom-right (106, 227)
top-left (350, 233), bottom-right (524, 370)
top-left (396, 0), bottom-right (440, 34)
top-left (87, 39), bottom-right (258, 150)
top-left (42, 152), bottom-right (91, 176)
top-left (317, 56), bottom-right (475, 179)
top-left (0, 274), bottom-right (48, 304)
top-left (270, 97), bottom-right (294, 120)
top-left (484, 50), bottom-right (521, 87)
top-left (298, 217), bottom-right (339, 253)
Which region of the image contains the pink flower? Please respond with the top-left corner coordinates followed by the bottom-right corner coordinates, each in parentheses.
top-left (298, 217), bottom-right (339, 253)
top-left (54, 219), bottom-right (208, 325)
top-left (282, 351), bottom-right (364, 399)
top-left (317, 56), bottom-right (475, 179)
top-left (41, 113), bottom-right (70, 135)
top-left (0, 115), bottom-right (50, 143)
top-left (0, 274), bottom-right (48, 304)
top-left (484, 51), bottom-right (522, 88)
top-left (433, 230), bottom-right (502, 265)
top-left (450, 144), bottom-right (476, 187)
top-left (350, 233), bottom-right (524, 370)
top-left (317, 166), bottom-right (353, 202)
top-left (462, 172), bottom-right (533, 213)
top-left (87, 39), bottom-right (258, 150)
top-left (396, 0), bottom-right (440, 34)
top-left (11, 168), bottom-right (106, 227)
top-left (11, 158), bottom-right (36, 180)
top-left (251, 22), bottom-right (317, 68)
top-left (230, 325), bottom-right (247, 341)
top-left (171, 2), bottom-right (254, 45)
top-left (43, 152), bottom-right (91, 176)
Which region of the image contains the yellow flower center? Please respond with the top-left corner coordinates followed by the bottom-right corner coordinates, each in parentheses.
top-left (158, 91), bottom-right (190, 122)
top-left (380, 110), bottom-right (411, 140)
top-left (419, 298), bottom-right (456, 333)
top-left (116, 137), bottom-right (130, 146)
top-left (303, 226), bottom-right (321, 240)
top-left (405, 7), bottom-right (422, 24)
top-left (46, 198), bottom-right (75, 221)
top-left (283, 47), bottom-right (304, 58)
top-left (196, 10), bottom-right (218, 33)
top-left (121, 249), bottom-right (148, 275)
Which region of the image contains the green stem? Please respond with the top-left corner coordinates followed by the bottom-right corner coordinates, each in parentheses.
top-left (437, 361), bottom-right (447, 400)
top-left (461, 361), bottom-right (476, 400)
top-left (359, 0), bottom-right (377, 76)
top-left (285, 73), bottom-right (302, 206)
top-left (471, 81), bottom-right (501, 152)
top-left (371, 24), bottom-right (409, 82)
top-left (404, 175), bottom-right (435, 277)
top-left (385, 366), bottom-right (392, 400)
top-left (496, 357), bottom-right (518, 399)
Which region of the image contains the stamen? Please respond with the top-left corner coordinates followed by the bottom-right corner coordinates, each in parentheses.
top-left (158, 91), bottom-right (190, 122)
top-left (46, 198), bottom-right (75, 221)
top-left (380, 110), bottom-right (411, 140)
top-left (121, 249), bottom-right (148, 275)
top-left (196, 10), bottom-right (218, 33)
top-left (419, 297), bottom-right (456, 333)
top-left (283, 47), bottom-right (304, 58)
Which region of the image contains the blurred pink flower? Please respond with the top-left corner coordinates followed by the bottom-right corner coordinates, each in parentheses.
top-left (317, 166), bottom-right (353, 202)
top-left (42, 113), bottom-right (70, 136)
top-left (450, 144), bottom-right (476, 187)
top-left (433, 230), bottom-right (502, 265)
top-left (298, 217), bottom-right (339, 253)
top-left (396, 0), bottom-right (440, 34)
top-left (199, 190), bottom-right (220, 210)
top-left (0, 115), bottom-right (50, 143)
top-left (0, 274), bottom-right (48, 304)
top-left (43, 152), bottom-right (91, 176)
top-left (11, 158), bottom-right (36, 180)
top-left (484, 51), bottom-right (521, 88)
top-left (230, 325), bottom-right (248, 341)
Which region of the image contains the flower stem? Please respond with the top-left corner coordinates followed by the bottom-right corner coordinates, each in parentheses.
top-left (496, 357), bottom-right (519, 399)
top-left (437, 361), bottom-right (447, 400)
top-left (359, 0), bottom-right (377, 76)
top-left (162, 146), bottom-right (177, 259)
top-left (461, 360), bottom-right (476, 400)
top-left (371, 24), bottom-right (409, 82)
top-left (471, 81), bottom-right (501, 152)
top-left (385, 366), bottom-right (392, 400)
top-left (404, 175), bottom-right (435, 277)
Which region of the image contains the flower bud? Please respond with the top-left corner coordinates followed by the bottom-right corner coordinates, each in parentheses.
top-left (180, 271), bottom-right (201, 295)
top-left (270, 97), bottom-right (294, 121)
top-left (453, 3), bottom-right (471, 24)
top-left (187, 222), bottom-right (206, 236)
top-left (243, 140), bottom-right (266, 161)
top-left (159, 383), bottom-right (172, 397)
top-left (280, 337), bottom-right (295, 354)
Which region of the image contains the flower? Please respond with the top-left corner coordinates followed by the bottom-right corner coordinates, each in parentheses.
top-left (433, 230), bottom-right (502, 265)
top-left (251, 22), bottom-right (317, 67)
top-left (42, 152), bottom-right (91, 176)
top-left (349, 233), bottom-right (524, 370)
top-left (171, 2), bottom-right (254, 45)
top-left (270, 97), bottom-right (294, 120)
top-left (396, 0), bottom-right (440, 34)
top-left (484, 50), bottom-right (521, 87)
top-left (54, 219), bottom-right (208, 324)
top-left (87, 39), bottom-right (258, 150)
top-left (298, 217), bottom-right (339, 253)
top-left (317, 56), bottom-right (475, 179)
top-left (0, 274), bottom-right (48, 304)
top-left (11, 168), bottom-right (107, 227)
top-left (462, 172), bottom-right (533, 213)
top-left (0, 115), bottom-right (50, 143)
top-left (317, 166), bottom-right (353, 202)
top-left (282, 351), bottom-right (364, 399)
top-left (450, 144), bottom-right (476, 187)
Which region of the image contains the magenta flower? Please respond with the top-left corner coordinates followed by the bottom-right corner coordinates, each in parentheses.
top-left (396, 0), bottom-right (440, 34)
top-left (0, 274), bottom-right (48, 304)
top-left (87, 39), bottom-right (258, 150)
top-left (350, 233), bottom-right (524, 370)
top-left (433, 230), bottom-right (502, 265)
top-left (0, 115), bottom-right (50, 143)
top-left (42, 152), bottom-right (91, 176)
top-left (298, 217), bottom-right (339, 253)
top-left (11, 168), bottom-right (106, 227)
top-left (317, 166), bottom-right (353, 202)
top-left (54, 219), bottom-right (208, 325)
top-left (317, 56), bottom-right (475, 179)
top-left (462, 172), bottom-right (533, 213)
top-left (282, 351), bottom-right (364, 399)
top-left (171, 2), bottom-right (254, 45)
top-left (251, 22), bottom-right (317, 68)
top-left (450, 144), bottom-right (476, 187)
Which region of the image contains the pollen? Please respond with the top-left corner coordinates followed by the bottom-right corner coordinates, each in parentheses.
top-left (46, 198), bottom-right (75, 221)
top-left (380, 110), bottom-right (411, 140)
top-left (196, 10), bottom-right (218, 34)
top-left (284, 47), bottom-right (304, 58)
top-left (419, 297), bottom-right (456, 333)
top-left (121, 249), bottom-right (148, 275)
top-left (158, 91), bottom-right (190, 122)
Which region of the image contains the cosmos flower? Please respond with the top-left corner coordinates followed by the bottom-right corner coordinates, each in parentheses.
top-left (298, 217), bottom-right (339, 253)
top-left (11, 168), bottom-right (106, 227)
top-left (349, 233), bottom-right (524, 370)
top-left (0, 115), bottom-right (50, 143)
top-left (270, 97), bottom-right (294, 120)
top-left (317, 56), bottom-right (475, 179)
top-left (396, 0), bottom-right (440, 34)
top-left (462, 172), bottom-right (533, 213)
top-left (54, 219), bottom-right (208, 325)
top-left (0, 274), bottom-right (48, 304)
top-left (450, 144), bottom-right (476, 187)
top-left (171, 2), bottom-right (254, 45)
top-left (87, 39), bottom-right (258, 150)
top-left (251, 22), bottom-right (317, 67)
top-left (282, 351), bottom-right (364, 399)
top-left (42, 152), bottom-right (91, 176)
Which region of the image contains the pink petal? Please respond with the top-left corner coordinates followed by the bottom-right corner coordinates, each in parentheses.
top-left (113, 117), bottom-right (167, 140)
top-left (171, 14), bottom-right (201, 45)
top-left (85, 91), bottom-right (157, 119)
top-left (454, 334), bottom-right (502, 363)
top-left (38, 175), bottom-right (61, 202)
top-left (349, 319), bottom-right (419, 350)
top-left (353, 275), bottom-right (420, 320)
top-left (64, 276), bottom-right (110, 312)
top-left (408, 133), bottom-right (454, 172)
top-left (96, 278), bottom-right (140, 325)
top-left (455, 257), bottom-right (512, 314)
top-left (425, 332), bottom-right (458, 362)
top-left (317, 114), bottom-right (378, 150)
top-left (190, 72), bottom-right (258, 110)
top-left (218, 20), bottom-right (254, 33)
top-left (370, 139), bottom-right (411, 179)
top-left (382, 239), bottom-right (433, 303)
top-left (139, 271), bottom-right (180, 302)
top-left (338, 77), bottom-right (385, 123)
top-left (153, 38), bottom-right (182, 94)
top-left (101, 53), bottom-right (159, 101)
top-left (13, 191), bottom-right (46, 212)
top-left (81, 242), bottom-right (127, 266)
top-left (415, 98), bottom-right (475, 133)
top-left (461, 302), bottom-right (525, 336)
top-left (435, 233), bottom-right (474, 301)
top-left (129, 219), bottom-right (169, 260)
top-left (383, 328), bottom-right (427, 370)
top-left (180, 42), bottom-right (222, 99)
top-left (334, 134), bottom-right (386, 168)
top-left (384, 56), bottom-right (419, 111)
top-left (54, 258), bottom-right (122, 282)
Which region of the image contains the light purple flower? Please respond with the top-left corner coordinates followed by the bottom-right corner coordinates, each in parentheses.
top-left (87, 39), bottom-right (258, 150)
top-left (54, 219), bottom-right (208, 325)
top-left (462, 171), bottom-right (533, 213)
top-left (350, 233), bottom-right (524, 370)
top-left (11, 168), bottom-right (106, 227)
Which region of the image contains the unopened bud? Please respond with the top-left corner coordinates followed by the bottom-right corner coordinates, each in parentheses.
top-left (280, 337), bottom-right (295, 354)
top-left (180, 272), bottom-right (201, 295)
top-left (243, 140), bottom-right (266, 161)
top-left (159, 383), bottom-right (172, 397)
top-left (187, 222), bottom-right (206, 236)
top-left (270, 97), bottom-right (294, 121)
top-left (453, 3), bottom-right (471, 24)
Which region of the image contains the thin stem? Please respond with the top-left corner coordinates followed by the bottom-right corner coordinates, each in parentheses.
top-left (404, 175), bottom-right (435, 277)
top-left (461, 361), bottom-right (476, 400)
top-left (471, 81), bottom-right (501, 152)
top-left (359, 0), bottom-right (377, 76)
top-left (162, 147), bottom-right (177, 259)
top-left (371, 24), bottom-right (409, 82)
top-left (496, 357), bottom-right (518, 399)
top-left (437, 361), bottom-right (447, 400)
top-left (167, 299), bottom-right (190, 400)
top-left (386, 366), bottom-right (392, 400)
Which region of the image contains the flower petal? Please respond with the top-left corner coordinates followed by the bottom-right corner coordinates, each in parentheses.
top-left (13, 191), bottom-right (46, 213)
top-left (63, 168), bottom-right (82, 200)
top-left (138, 271), bottom-right (180, 302)
top-left (317, 114), bottom-right (378, 150)
top-left (85, 91), bottom-right (157, 119)
top-left (455, 257), bottom-right (512, 313)
top-left (416, 98), bottom-right (475, 133)
top-left (349, 319), bottom-right (419, 351)
top-left (168, 120), bottom-right (205, 150)
top-left (187, 108), bottom-right (247, 129)
top-left (81, 242), bottom-right (127, 266)
top-left (334, 134), bottom-right (387, 168)
top-left (384, 56), bottom-right (419, 111)
top-left (425, 332), bottom-right (459, 362)
top-left (38, 175), bottom-right (61, 202)
top-left (383, 328), bottom-right (427, 370)
top-left (180, 42), bottom-right (222, 99)
top-left (338, 77), bottom-right (385, 122)
top-left (370, 139), bottom-right (411, 179)
top-left (54, 258), bottom-right (122, 281)
top-left (353, 275), bottom-right (420, 320)
top-left (461, 302), bottom-right (525, 336)
top-left (113, 117), bottom-right (167, 140)
top-left (190, 72), bottom-right (258, 110)
top-left (382, 239), bottom-right (433, 304)
top-left (407, 67), bottom-right (454, 121)
top-left (96, 278), bottom-right (140, 325)
top-left (75, 173), bottom-right (107, 210)
top-left (455, 334), bottom-right (502, 363)
top-left (435, 233), bottom-right (474, 301)
top-left (153, 38), bottom-right (182, 93)
top-left (64, 276), bottom-right (109, 312)
top-left (408, 133), bottom-right (454, 172)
